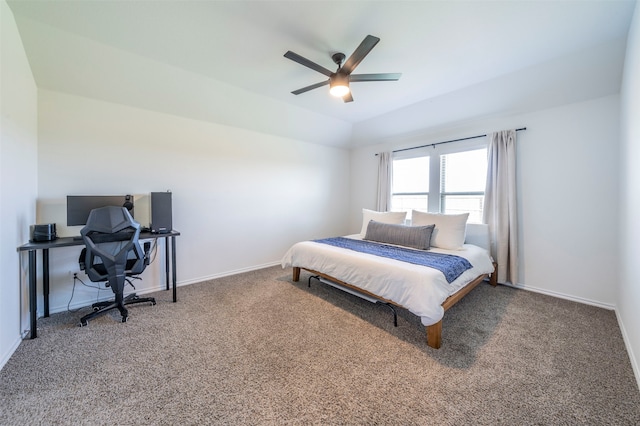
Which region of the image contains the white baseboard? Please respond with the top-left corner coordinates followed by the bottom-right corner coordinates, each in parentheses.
top-left (614, 309), bottom-right (640, 392)
top-left (177, 261), bottom-right (281, 286)
top-left (503, 282), bottom-right (616, 310)
top-left (0, 335), bottom-right (22, 372)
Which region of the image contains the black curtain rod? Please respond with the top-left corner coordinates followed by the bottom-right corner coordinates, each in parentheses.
top-left (376, 127), bottom-right (527, 155)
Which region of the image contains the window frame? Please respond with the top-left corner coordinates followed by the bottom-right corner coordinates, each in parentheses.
top-left (391, 137), bottom-right (488, 219)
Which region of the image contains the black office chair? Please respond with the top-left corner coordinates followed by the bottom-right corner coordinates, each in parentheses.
top-left (78, 206), bottom-right (155, 326)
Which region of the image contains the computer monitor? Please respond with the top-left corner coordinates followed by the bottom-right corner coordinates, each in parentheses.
top-left (66, 195), bottom-right (134, 226)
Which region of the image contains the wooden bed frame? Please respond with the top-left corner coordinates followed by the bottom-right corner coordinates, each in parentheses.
top-left (292, 263), bottom-right (497, 349)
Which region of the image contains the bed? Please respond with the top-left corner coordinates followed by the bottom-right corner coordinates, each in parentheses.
top-left (281, 210), bottom-right (497, 349)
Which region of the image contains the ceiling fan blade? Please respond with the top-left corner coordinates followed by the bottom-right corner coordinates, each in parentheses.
top-left (343, 92), bottom-right (354, 103)
top-left (291, 80), bottom-right (329, 95)
top-left (350, 73), bottom-right (402, 82)
top-left (284, 51), bottom-right (333, 77)
top-left (340, 35), bottom-right (380, 75)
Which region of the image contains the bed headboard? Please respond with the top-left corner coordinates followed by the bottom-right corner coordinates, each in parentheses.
top-left (465, 223), bottom-right (490, 251)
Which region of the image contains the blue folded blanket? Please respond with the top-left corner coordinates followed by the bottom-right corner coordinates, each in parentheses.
top-left (314, 237), bottom-right (472, 283)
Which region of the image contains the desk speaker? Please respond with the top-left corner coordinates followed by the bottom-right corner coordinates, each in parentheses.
top-left (150, 192), bottom-right (172, 234)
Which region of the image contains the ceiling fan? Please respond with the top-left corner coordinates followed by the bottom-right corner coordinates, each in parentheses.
top-left (284, 35), bottom-right (401, 103)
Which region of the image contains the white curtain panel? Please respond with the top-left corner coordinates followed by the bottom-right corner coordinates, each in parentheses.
top-left (376, 152), bottom-right (392, 212)
top-left (483, 129), bottom-right (518, 284)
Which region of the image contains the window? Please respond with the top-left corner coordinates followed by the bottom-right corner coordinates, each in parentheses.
top-left (440, 149), bottom-right (487, 223)
top-left (390, 156), bottom-right (429, 214)
top-left (391, 143), bottom-right (487, 223)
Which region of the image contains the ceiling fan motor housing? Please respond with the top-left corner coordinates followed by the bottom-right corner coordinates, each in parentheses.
top-left (332, 52), bottom-right (346, 67)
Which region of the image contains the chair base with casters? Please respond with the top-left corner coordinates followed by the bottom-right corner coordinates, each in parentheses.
top-left (80, 293), bottom-right (156, 326)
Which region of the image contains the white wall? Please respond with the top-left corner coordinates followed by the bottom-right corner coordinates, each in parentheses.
top-left (619, 0), bottom-right (640, 388)
top-left (35, 89), bottom-right (351, 316)
top-left (350, 94), bottom-right (620, 308)
top-left (0, 0), bottom-right (38, 368)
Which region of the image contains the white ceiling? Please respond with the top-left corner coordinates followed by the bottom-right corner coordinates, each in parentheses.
top-left (7, 0), bottom-right (637, 148)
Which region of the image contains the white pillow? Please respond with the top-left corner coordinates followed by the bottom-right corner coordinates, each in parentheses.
top-left (411, 210), bottom-right (469, 250)
top-left (360, 209), bottom-right (407, 236)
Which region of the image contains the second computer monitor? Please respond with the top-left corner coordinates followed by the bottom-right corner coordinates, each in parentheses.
top-left (66, 195), bottom-right (134, 226)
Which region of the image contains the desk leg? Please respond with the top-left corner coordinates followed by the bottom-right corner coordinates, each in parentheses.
top-left (28, 250), bottom-right (37, 339)
top-left (164, 237), bottom-right (170, 291)
top-left (43, 248), bottom-right (50, 317)
top-left (171, 236), bottom-right (177, 303)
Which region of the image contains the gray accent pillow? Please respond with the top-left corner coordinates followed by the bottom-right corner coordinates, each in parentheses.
top-left (364, 220), bottom-right (435, 250)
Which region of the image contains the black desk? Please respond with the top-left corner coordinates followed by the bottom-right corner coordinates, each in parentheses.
top-left (17, 230), bottom-right (180, 339)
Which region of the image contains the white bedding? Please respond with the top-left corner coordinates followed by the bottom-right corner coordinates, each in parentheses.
top-left (281, 234), bottom-right (494, 326)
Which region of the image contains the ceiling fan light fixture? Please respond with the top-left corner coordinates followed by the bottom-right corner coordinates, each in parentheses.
top-left (329, 73), bottom-right (350, 97)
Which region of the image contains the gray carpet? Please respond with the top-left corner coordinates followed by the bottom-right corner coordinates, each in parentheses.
top-left (1, 265), bottom-right (639, 425)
